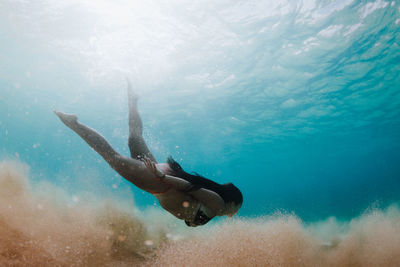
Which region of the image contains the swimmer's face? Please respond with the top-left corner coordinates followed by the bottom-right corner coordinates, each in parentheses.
top-left (227, 213), bottom-right (234, 218)
top-left (225, 202), bottom-right (240, 217)
top-left (185, 220), bottom-right (198, 227)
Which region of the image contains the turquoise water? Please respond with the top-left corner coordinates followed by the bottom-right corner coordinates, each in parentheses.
top-left (1, 0), bottom-right (400, 265)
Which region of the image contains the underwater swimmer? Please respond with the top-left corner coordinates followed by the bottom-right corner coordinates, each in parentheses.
top-left (54, 80), bottom-right (242, 227)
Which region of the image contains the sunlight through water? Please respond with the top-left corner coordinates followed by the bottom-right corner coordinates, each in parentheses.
top-left (1, 0), bottom-right (400, 265)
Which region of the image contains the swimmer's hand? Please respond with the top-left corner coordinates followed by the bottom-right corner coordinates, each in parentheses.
top-left (142, 158), bottom-right (165, 179)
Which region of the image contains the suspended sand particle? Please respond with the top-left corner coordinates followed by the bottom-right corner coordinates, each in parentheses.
top-left (72, 196), bottom-right (79, 203)
top-left (37, 204), bottom-right (43, 210)
top-left (182, 201), bottom-right (189, 208)
top-left (144, 240), bottom-right (153, 246)
top-left (112, 184), bottom-right (118, 189)
top-left (168, 234), bottom-right (181, 241)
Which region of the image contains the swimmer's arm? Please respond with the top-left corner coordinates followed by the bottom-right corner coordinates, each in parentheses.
top-left (160, 176), bottom-right (225, 214)
top-left (142, 158), bottom-right (226, 211)
top-left (161, 174), bottom-right (226, 213)
top-left (161, 174), bottom-right (193, 191)
top-left (161, 176), bottom-right (225, 214)
top-left (188, 189), bottom-right (226, 215)
top-left (158, 174), bottom-right (225, 214)
top-left (143, 158), bottom-right (225, 213)
top-left (142, 158), bottom-right (192, 190)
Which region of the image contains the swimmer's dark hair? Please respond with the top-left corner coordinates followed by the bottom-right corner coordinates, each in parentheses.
top-left (167, 156), bottom-right (243, 207)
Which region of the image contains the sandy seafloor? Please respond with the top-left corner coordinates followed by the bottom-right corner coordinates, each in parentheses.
top-left (1, 161), bottom-right (400, 266)
top-left (1, 0), bottom-right (400, 266)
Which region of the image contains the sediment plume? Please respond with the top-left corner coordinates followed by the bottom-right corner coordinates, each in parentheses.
top-left (1, 160), bottom-right (399, 266)
top-left (149, 210), bottom-right (400, 266)
top-left (0, 161), bottom-right (163, 266)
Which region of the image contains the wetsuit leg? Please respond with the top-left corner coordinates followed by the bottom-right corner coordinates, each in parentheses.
top-left (127, 80), bottom-right (157, 162)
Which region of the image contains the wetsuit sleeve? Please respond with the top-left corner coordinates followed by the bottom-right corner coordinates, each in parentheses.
top-left (188, 189), bottom-right (226, 215)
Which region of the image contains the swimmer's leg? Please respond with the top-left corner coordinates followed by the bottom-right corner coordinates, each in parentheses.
top-left (54, 110), bottom-right (169, 193)
top-left (54, 111), bottom-right (137, 177)
top-left (127, 79), bottom-right (157, 162)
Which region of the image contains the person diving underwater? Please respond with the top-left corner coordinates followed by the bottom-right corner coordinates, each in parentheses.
top-left (54, 80), bottom-right (243, 227)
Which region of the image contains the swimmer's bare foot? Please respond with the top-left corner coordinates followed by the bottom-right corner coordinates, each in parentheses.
top-left (54, 110), bottom-right (78, 127)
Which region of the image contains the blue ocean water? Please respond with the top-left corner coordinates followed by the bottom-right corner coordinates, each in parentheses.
top-left (0, 1), bottom-right (400, 265)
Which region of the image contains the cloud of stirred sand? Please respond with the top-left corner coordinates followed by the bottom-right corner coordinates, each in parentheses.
top-left (1, 160), bottom-right (399, 266)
